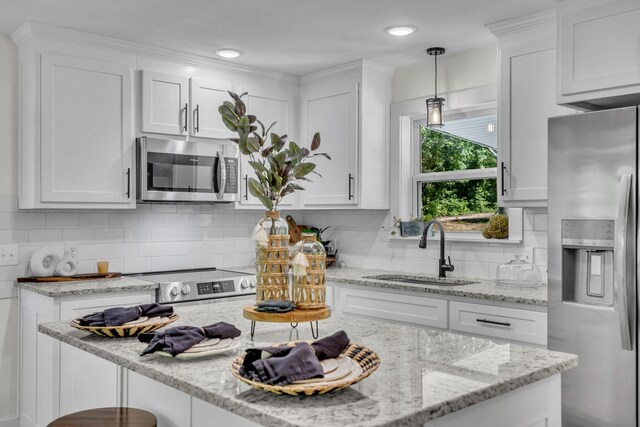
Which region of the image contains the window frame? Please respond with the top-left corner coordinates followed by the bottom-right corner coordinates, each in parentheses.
top-left (411, 108), bottom-right (499, 226)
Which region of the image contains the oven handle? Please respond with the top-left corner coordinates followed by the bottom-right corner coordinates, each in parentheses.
top-left (216, 150), bottom-right (227, 200)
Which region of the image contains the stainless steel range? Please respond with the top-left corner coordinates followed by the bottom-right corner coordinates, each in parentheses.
top-left (127, 268), bottom-right (256, 305)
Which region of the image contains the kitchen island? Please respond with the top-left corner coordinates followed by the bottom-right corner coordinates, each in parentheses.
top-left (39, 299), bottom-right (576, 427)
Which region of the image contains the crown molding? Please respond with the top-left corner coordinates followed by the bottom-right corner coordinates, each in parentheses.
top-left (10, 21), bottom-right (298, 84)
top-left (486, 8), bottom-right (556, 37)
top-left (300, 60), bottom-right (363, 85)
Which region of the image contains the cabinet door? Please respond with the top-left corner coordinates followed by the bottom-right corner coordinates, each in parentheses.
top-left (301, 83), bottom-right (358, 206)
top-left (559, 1), bottom-right (640, 99)
top-left (190, 78), bottom-right (233, 139)
top-left (127, 370), bottom-right (191, 427)
top-left (240, 94), bottom-right (297, 207)
top-left (335, 286), bottom-right (448, 328)
top-left (498, 42), bottom-right (571, 206)
top-left (40, 54), bottom-right (134, 205)
top-left (142, 70), bottom-right (189, 135)
top-left (449, 301), bottom-right (547, 346)
top-left (58, 293), bottom-right (154, 416)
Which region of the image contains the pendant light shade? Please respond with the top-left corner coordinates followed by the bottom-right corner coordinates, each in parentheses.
top-left (426, 47), bottom-right (445, 128)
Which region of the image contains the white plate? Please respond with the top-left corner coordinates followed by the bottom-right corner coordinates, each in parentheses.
top-left (156, 338), bottom-right (240, 360)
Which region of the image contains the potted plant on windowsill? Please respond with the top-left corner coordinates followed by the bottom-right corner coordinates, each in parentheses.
top-left (218, 91), bottom-right (330, 301)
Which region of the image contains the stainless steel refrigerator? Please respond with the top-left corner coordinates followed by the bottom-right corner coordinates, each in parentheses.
top-left (548, 106), bottom-right (637, 427)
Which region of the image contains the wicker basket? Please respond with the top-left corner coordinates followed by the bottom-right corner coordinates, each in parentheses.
top-left (256, 234), bottom-right (290, 301)
top-left (69, 313), bottom-right (179, 337)
top-left (292, 253), bottom-right (327, 309)
top-left (230, 342), bottom-right (380, 396)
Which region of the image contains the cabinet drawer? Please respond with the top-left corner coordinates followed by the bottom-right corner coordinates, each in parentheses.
top-left (336, 287), bottom-right (447, 329)
top-left (449, 301), bottom-right (547, 345)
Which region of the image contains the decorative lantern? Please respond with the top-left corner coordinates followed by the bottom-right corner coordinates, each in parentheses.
top-left (426, 47), bottom-right (445, 128)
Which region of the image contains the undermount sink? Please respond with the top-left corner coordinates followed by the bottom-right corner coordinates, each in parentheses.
top-left (363, 274), bottom-right (478, 287)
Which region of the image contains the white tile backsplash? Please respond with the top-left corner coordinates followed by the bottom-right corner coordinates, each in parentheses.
top-left (309, 208), bottom-right (548, 282)
top-left (0, 195), bottom-right (549, 284)
top-left (0, 196), bottom-right (262, 281)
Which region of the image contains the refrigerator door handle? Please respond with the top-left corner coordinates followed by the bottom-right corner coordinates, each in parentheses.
top-left (615, 173), bottom-right (632, 351)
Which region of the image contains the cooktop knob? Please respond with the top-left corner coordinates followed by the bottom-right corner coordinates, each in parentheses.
top-left (249, 279), bottom-right (256, 288)
top-left (181, 284), bottom-right (191, 295)
top-left (170, 286), bottom-right (180, 297)
top-left (240, 279), bottom-right (249, 289)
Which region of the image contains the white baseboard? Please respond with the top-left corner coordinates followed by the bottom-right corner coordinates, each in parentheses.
top-left (0, 417), bottom-right (19, 427)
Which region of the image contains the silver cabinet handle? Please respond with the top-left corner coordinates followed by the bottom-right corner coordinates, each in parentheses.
top-left (244, 174), bottom-right (248, 201)
top-left (348, 173), bottom-right (354, 200)
top-left (182, 103), bottom-right (188, 132)
top-left (615, 173), bottom-right (632, 351)
top-left (194, 104), bottom-right (200, 133)
top-left (216, 151), bottom-right (226, 200)
top-left (125, 168), bottom-right (131, 199)
top-left (476, 318), bottom-right (511, 327)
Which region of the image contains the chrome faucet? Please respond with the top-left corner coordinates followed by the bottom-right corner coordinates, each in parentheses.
top-left (418, 219), bottom-right (455, 278)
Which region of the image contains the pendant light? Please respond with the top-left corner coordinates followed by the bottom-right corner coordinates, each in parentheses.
top-left (425, 47), bottom-right (445, 128)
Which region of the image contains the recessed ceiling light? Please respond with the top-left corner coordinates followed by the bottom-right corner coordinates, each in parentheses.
top-left (385, 26), bottom-right (417, 37)
top-left (215, 49), bottom-right (241, 58)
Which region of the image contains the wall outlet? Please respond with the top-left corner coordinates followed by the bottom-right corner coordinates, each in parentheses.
top-left (523, 247), bottom-right (534, 263)
top-left (64, 243), bottom-right (79, 261)
top-left (0, 245), bottom-right (19, 266)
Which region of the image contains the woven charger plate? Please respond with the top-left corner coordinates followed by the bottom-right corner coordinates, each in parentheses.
top-left (70, 313), bottom-right (179, 337)
top-left (229, 342), bottom-right (380, 396)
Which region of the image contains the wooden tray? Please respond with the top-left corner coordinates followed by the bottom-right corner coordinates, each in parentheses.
top-left (17, 272), bottom-right (122, 283)
top-left (70, 313), bottom-right (179, 338)
top-left (230, 342), bottom-right (380, 396)
top-left (243, 305), bottom-right (331, 323)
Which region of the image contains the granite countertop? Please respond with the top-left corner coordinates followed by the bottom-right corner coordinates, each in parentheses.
top-left (15, 276), bottom-right (158, 297)
top-left (39, 300), bottom-right (576, 427)
top-left (323, 268), bottom-right (548, 306)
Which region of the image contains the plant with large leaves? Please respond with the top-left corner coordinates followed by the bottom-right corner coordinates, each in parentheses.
top-left (219, 91), bottom-right (330, 212)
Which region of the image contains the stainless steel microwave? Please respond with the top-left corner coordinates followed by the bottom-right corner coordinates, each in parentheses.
top-left (137, 137), bottom-right (239, 203)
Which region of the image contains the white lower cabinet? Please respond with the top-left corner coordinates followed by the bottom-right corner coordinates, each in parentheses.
top-left (334, 286), bottom-right (448, 329)
top-left (331, 283), bottom-right (547, 346)
top-left (19, 289), bottom-right (155, 427)
top-left (449, 301), bottom-right (547, 346)
top-left (126, 370), bottom-right (191, 427)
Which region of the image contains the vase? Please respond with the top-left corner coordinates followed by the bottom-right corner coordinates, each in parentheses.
top-left (254, 211), bottom-right (290, 302)
top-left (291, 232), bottom-right (327, 309)
top-left (54, 251), bottom-right (79, 277)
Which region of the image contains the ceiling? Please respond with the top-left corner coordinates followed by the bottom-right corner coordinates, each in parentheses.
top-left (0, 0), bottom-right (555, 75)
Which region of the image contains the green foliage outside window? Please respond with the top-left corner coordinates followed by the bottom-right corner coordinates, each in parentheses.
top-left (420, 127), bottom-right (497, 222)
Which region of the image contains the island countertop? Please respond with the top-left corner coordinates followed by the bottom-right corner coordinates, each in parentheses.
top-left (39, 300), bottom-right (575, 427)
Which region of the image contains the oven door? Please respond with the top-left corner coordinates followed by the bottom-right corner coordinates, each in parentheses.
top-left (137, 137), bottom-right (238, 203)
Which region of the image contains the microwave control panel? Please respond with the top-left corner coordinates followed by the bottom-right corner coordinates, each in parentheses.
top-left (225, 158), bottom-right (238, 193)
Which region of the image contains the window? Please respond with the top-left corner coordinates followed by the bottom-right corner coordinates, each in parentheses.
top-left (413, 110), bottom-right (498, 233)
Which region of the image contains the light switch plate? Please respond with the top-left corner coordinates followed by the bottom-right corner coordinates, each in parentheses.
top-left (523, 247), bottom-right (534, 263)
top-left (0, 245), bottom-right (19, 266)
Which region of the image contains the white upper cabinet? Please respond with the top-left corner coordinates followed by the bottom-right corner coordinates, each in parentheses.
top-left (240, 91), bottom-right (298, 208)
top-left (300, 60), bottom-right (393, 209)
top-left (301, 82), bottom-right (358, 206)
top-left (141, 72), bottom-right (232, 139)
top-left (190, 78), bottom-right (233, 139)
top-left (141, 70), bottom-right (189, 135)
top-left (489, 11), bottom-right (572, 207)
top-left (13, 33), bottom-right (137, 209)
top-left (557, 0), bottom-right (640, 109)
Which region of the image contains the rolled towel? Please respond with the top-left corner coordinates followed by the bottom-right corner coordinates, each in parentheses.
top-left (240, 342), bottom-right (324, 386)
top-left (78, 303), bottom-right (174, 327)
top-left (139, 322), bottom-right (241, 357)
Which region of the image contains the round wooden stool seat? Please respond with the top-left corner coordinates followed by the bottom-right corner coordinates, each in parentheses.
top-left (48, 407), bottom-right (157, 427)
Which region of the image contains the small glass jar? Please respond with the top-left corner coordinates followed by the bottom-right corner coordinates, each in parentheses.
top-left (495, 255), bottom-right (543, 287)
top-left (291, 232), bottom-right (327, 309)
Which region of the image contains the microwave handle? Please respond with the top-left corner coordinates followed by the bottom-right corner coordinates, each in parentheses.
top-left (216, 150), bottom-right (226, 200)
